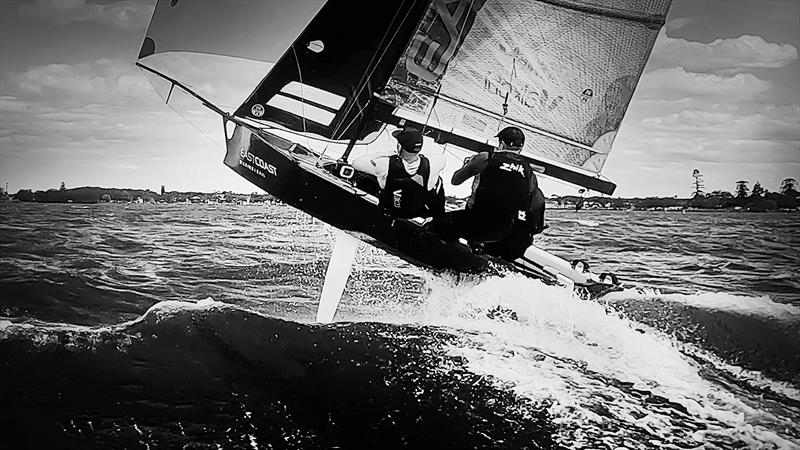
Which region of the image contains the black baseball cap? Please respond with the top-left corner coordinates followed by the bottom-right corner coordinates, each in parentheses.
top-left (392, 127), bottom-right (423, 153)
top-left (496, 126), bottom-right (525, 148)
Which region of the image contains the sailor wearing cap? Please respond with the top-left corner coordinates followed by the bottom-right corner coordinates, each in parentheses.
top-left (351, 127), bottom-right (445, 219)
top-left (429, 126), bottom-right (545, 259)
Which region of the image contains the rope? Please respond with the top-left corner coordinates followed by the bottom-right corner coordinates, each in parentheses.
top-left (291, 45), bottom-right (316, 154)
top-left (335, 1), bottom-right (415, 137)
top-left (422, 0), bottom-right (477, 134)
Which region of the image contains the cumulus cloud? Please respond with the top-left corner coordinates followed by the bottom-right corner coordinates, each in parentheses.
top-left (650, 29), bottom-right (798, 74)
top-left (19, 0), bottom-right (154, 31)
top-left (7, 59), bottom-right (159, 108)
top-left (641, 110), bottom-right (800, 141)
top-left (636, 67), bottom-right (771, 101)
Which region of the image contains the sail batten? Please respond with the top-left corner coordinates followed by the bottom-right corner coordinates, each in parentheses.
top-left (387, 88), bottom-right (600, 154)
top-left (234, 0), bottom-right (431, 141)
top-left (381, 0), bottom-right (672, 180)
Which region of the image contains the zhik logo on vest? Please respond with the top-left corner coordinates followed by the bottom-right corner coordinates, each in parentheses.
top-left (500, 162), bottom-right (525, 176)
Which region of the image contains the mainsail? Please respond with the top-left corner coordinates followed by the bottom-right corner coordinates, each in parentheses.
top-left (134, 0), bottom-right (669, 320)
top-left (378, 0), bottom-right (671, 193)
top-left (137, 0), bottom-right (671, 194)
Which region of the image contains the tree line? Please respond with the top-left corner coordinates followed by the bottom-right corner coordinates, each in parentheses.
top-left (688, 178), bottom-right (798, 211)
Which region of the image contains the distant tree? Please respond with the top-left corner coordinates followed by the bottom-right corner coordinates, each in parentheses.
top-left (14, 189), bottom-right (34, 202)
top-left (709, 190), bottom-right (733, 198)
top-left (751, 182), bottom-right (765, 197)
top-left (59, 182), bottom-right (66, 191)
top-left (691, 169), bottom-right (704, 198)
top-left (781, 178), bottom-right (798, 195)
top-left (161, 185), bottom-right (166, 195)
top-left (735, 181), bottom-right (750, 198)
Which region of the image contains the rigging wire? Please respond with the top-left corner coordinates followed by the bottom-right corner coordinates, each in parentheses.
top-left (291, 45), bottom-right (316, 157)
top-left (421, 0), bottom-right (477, 134)
top-left (498, 56), bottom-right (517, 131)
top-left (139, 67), bottom-right (225, 154)
top-left (336, 1), bottom-right (415, 137)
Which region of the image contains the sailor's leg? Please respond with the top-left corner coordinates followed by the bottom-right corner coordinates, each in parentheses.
top-left (427, 181), bottom-right (446, 218)
top-left (425, 209), bottom-right (470, 242)
top-left (483, 220), bottom-right (534, 260)
top-left (529, 188), bottom-right (546, 235)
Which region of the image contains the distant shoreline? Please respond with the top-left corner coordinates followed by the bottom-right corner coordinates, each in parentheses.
top-left (3, 186), bottom-right (798, 212)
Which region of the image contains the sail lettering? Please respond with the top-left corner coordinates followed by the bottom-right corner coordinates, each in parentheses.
top-left (483, 75), bottom-right (562, 113)
top-left (406, 0), bottom-right (486, 82)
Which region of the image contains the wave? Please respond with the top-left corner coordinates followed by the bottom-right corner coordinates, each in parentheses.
top-left (395, 274), bottom-right (800, 448)
top-left (605, 289), bottom-right (800, 322)
top-left (0, 299), bottom-right (557, 449)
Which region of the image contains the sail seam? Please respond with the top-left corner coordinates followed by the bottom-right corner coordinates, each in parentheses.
top-left (534, 0), bottom-right (667, 28)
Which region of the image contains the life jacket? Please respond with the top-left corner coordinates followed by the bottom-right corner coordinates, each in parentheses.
top-left (379, 155), bottom-right (431, 218)
top-left (471, 151), bottom-right (533, 218)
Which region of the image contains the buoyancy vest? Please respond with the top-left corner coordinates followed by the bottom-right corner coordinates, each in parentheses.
top-left (379, 155), bottom-right (431, 218)
top-left (471, 151), bottom-right (533, 218)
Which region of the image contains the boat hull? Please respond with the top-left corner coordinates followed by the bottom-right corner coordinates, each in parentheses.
top-left (223, 122), bottom-right (499, 275)
top-left (222, 121), bottom-right (614, 295)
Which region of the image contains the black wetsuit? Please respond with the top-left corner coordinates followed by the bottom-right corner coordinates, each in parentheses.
top-left (379, 155), bottom-right (440, 219)
top-left (430, 151), bottom-right (535, 252)
top-left (483, 186), bottom-right (545, 260)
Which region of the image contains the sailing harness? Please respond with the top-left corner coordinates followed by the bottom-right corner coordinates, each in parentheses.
top-left (471, 150), bottom-right (533, 221)
top-left (379, 154), bottom-right (431, 218)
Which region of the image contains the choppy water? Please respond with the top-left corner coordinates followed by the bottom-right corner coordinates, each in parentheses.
top-left (1, 202), bottom-right (798, 449)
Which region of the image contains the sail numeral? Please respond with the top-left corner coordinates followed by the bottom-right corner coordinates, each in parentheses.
top-left (406, 0), bottom-right (484, 82)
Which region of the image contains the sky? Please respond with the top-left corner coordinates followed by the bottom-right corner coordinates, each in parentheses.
top-left (0, 0), bottom-right (798, 198)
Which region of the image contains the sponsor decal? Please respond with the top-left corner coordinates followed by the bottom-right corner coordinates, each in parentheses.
top-left (250, 104), bottom-right (265, 117)
top-left (239, 147), bottom-right (277, 177)
top-left (484, 74), bottom-right (562, 113)
top-left (581, 88), bottom-right (593, 103)
top-left (406, 0), bottom-right (486, 82)
top-left (392, 190), bottom-right (403, 209)
top-left (500, 162), bottom-right (525, 175)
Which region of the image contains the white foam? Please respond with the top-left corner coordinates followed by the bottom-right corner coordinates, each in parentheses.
top-left (408, 273), bottom-right (800, 447)
top-left (605, 289), bottom-right (800, 321)
top-left (123, 297), bottom-right (229, 327)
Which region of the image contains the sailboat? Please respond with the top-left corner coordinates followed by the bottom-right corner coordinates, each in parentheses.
top-left (136, 0), bottom-right (672, 321)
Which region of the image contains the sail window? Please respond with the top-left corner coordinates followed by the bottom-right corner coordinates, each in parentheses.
top-left (266, 95), bottom-right (336, 126)
top-left (280, 82), bottom-right (344, 111)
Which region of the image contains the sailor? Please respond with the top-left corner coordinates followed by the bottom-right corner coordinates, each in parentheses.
top-left (351, 127), bottom-right (445, 219)
top-left (429, 126), bottom-right (545, 260)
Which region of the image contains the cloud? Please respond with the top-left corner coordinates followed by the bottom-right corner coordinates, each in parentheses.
top-left (640, 110), bottom-right (800, 141)
top-left (7, 59), bottom-right (159, 108)
top-left (650, 30), bottom-right (798, 74)
top-left (18, 0), bottom-right (154, 31)
top-left (636, 67), bottom-right (771, 101)
top-left (665, 17), bottom-right (692, 33)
